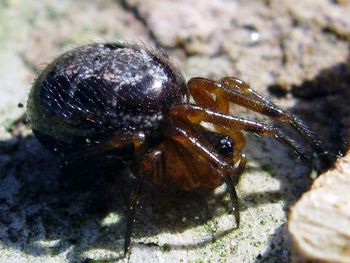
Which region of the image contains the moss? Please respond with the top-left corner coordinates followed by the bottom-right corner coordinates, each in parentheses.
top-left (45, 6), bottom-right (64, 21)
top-left (83, 259), bottom-right (110, 263)
top-left (0, 0), bottom-right (7, 9)
top-left (261, 164), bottom-right (273, 173)
top-left (187, 259), bottom-right (205, 263)
top-left (161, 243), bottom-right (171, 252)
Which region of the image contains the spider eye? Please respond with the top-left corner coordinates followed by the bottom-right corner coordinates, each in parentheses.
top-left (218, 136), bottom-right (234, 156)
top-left (203, 132), bottom-right (235, 157)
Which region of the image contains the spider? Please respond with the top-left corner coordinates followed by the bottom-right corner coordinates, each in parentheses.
top-left (27, 42), bottom-right (327, 255)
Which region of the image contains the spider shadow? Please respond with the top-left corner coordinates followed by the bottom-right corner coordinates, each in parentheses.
top-left (0, 128), bottom-right (299, 262)
top-left (0, 134), bottom-right (129, 262)
top-left (0, 132), bottom-right (282, 262)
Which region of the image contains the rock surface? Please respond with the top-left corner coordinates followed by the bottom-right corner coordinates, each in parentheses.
top-left (0, 0), bottom-right (349, 262)
top-left (289, 150), bottom-right (350, 263)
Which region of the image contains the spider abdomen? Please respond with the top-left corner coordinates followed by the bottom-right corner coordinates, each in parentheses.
top-left (27, 43), bottom-right (187, 153)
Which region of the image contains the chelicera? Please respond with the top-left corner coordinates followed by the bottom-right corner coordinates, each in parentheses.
top-left (27, 42), bottom-right (326, 255)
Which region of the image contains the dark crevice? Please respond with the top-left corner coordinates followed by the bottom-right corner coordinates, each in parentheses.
top-left (257, 59), bottom-right (350, 262)
top-left (118, 0), bottom-right (209, 58)
top-left (322, 25), bottom-right (350, 41)
top-left (267, 84), bottom-right (288, 98)
top-left (171, 39), bottom-right (201, 58)
top-left (278, 36), bottom-right (288, 66)
top-left (119, 0), bottom-right (165, 51)
top-left (291, 63), bottom-right (350, 99)
top-left (293, 63), bottom-right (350, 155)
top-left (291, 84), bottom-right (347, 100)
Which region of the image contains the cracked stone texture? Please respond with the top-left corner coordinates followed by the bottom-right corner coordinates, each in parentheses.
top-left (289, 150), bottom-right (350, 262)
top-left (0, 0), bottom-right (349, 262)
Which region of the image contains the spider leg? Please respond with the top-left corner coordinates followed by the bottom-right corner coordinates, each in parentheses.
top-left (170, 104), bottom-right (312, 165)
top-left (188, 77), bottom-right (325, 158)
top-left (163, 119), bottom-right (242, 226)
top-left (224, 169), bottom-right (240, 227)
top-left (60, 132), bottom-right (146, 176)
top-left (59, 131), bottom-right (147, 189)
top-left (57, 131), bottom-right (152, 255)
top-left (124, 149), bottom-right (164, 255)
top-left (65, 132), bottom-right (146, 162)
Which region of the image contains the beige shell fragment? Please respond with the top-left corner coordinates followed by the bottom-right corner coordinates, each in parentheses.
top-left (289, 154), bottom-right (350, 263)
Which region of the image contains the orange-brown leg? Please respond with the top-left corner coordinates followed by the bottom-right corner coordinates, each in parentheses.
top-left (163, 119), bottom-right (242, 226)
top-left (124, 149), bottom-right (164, 255)
top-left (60, 131), bottom-right (147, 185)
top-left (170, 104), bottom-right (312, 165)
top-left (64, 132), bottom-right (147, 162)
top-left (188, 77), bottom-right (325, 159)
top-left (182, 80), bottom-right (247, 175)
top-left (57, 131), bottom-right (156, 255)
top-left (188, 77), bottom-right (229, 113)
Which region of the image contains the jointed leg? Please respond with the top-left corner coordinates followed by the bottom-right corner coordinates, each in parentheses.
top-left (124, 169), bottom-right (146, 255)
top-left (188, 77), bottom-right (229, 113)
top-left (170, 104), bottom-right (312, 165)
top-left (224, 171), bottom-right (240, 227)
top-left (124, 149), bottom-right (164, 255)
top-left (60, 132), bottom-right (148, 186)
top-left (167, 103), bottom-right (319, 226)
top-left (163, 119), bottom-right (242, 226)
top-left (163, 119), bottom-right (230, 170)
top-left (188, 77), bottom-right (325, 157)
top-left (64, 132), bottom-right (146, 162)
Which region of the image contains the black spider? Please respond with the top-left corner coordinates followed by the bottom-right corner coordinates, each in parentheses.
top-left (27, 42), bottom-right (330, 255)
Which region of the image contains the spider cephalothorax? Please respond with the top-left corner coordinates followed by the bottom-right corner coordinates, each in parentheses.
top-left (27, 42), bottom-right (328, 255)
